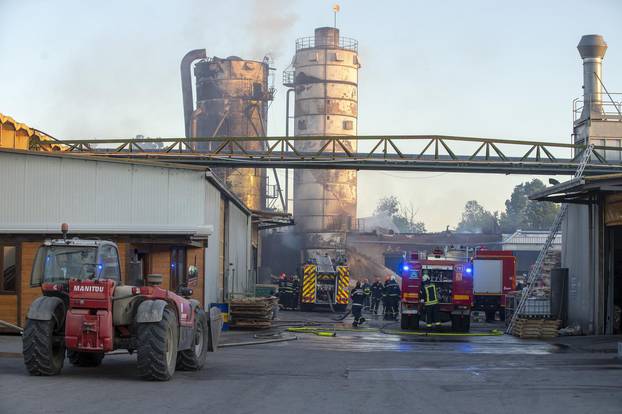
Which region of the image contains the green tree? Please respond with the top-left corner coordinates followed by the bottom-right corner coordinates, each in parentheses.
top-left (499, 179), bottom-right (559, 232)
top-left (374, 195), bottom-right (400, 217)
top-left (375, 196), bottom-right (426, 233)
top-left (456, 200), bottom-right (499, 234)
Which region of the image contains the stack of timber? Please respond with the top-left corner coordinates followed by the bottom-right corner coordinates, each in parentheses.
top-left (229, 297), bottom-right (277, 329)
top-left (511, 318), bottom-right (561, 339)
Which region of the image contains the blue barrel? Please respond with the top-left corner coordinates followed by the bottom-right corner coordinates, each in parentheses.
top-left (210, 303), bottom-right (229, 331)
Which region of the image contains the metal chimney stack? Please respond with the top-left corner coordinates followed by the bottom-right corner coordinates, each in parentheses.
top-left (577, 34), bottom-right (608, 120)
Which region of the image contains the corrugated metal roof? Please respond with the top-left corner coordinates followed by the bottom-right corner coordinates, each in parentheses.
top-left (501, 230), bottom-right (562, 245)
top-left (0, 113), bottom-right (60, 150)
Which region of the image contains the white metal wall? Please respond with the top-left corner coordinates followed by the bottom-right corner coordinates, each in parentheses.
top-left (203, 184), bottom-right (223, 307)
top-left (0, 152), bottom-right (205, 231)
top-left (562, 204), bottom-right (599, 334)
top-left (227, 203), bottom-right (251, 297)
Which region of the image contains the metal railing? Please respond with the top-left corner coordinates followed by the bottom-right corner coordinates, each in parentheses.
top-left (44, 134), bottom-right (622, 175)
top-left (573, 93), bottom-right (622, 122)
top-left (295, 36), bottom-right (358, 52)
top-left (282, 70), bottom-right (295, 86)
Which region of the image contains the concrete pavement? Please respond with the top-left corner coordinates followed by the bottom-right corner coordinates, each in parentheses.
top-left (1, 311), bottom-right (621, 414)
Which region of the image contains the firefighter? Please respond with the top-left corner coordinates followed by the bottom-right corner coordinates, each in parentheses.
top-left (362, 278), bottom-right (371, 309)
top-left (421, 273), bottom-right (440, 327)
top-left (278, 273), bottom-right (292, 310)
top-left (386, 277), bottom-right (401, 321)
top-left (370, 277), bottom-right (383, 315)
top-left (350, 281), bottom-right (366, 327)
top-left (291, 274), bottom-right (300, 310)
top-left (382, 276), bottom-right (391, 320)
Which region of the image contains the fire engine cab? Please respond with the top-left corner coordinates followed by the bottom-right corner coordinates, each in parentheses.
top-left (400, 252), bottom-right (473, 332)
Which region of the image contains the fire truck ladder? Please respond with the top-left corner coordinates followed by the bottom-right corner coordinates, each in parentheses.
top-left (505, 144), bottom-right (594, 334)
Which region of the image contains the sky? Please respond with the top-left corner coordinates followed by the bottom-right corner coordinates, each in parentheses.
top-left (1, 0), bottom-right (621, 231)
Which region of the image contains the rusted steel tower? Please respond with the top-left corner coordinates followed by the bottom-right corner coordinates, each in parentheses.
top-left (284, 27), bottom-right (360, 258)
top-left (181, 52), bottom-right (273, 210)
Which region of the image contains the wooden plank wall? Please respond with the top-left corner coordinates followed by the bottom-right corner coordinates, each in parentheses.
top-left (20, 242), bottom-right (42, 326)
top-left (0, 295), bottom-right (17, 325)
top-left (148, 247), bottom-right (171, 290)
top-left (187, 246), bottom-right (204, 304)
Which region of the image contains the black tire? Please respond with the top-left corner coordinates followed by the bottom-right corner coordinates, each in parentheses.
top-left (451, 315), bottom-right (470, 332)
top-left (485, 310), bottom-right (495, 322)
top-left (400, 314), bottom-right (410, 330)
top-left (137, 307), bottom-right (178, 381)
top-left (23, 318), bottom-right (65, 376)
top-left (176, 309), bottom-right (209, 371)
top-left (410, 315), bottom-right (420, 330)
top-left (451, 315), bottom-right (460, 332)
top-left (67, 350), bottom-right (104, 367)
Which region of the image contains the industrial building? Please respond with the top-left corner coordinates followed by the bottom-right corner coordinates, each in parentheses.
top-left (0, 148), bottom-right (256, 328)
top-left (530, 34), bottom-right (622, 335)
top-left (284, 26), bottom-right (360, 260)
top-left (0, 112), bottom-right (61, 151)
top-left (181, 51), bottom-right (274, 211)
top-left (501, 230), bottom-right (562, 276)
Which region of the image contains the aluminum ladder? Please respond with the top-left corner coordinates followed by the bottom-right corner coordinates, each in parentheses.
top-left (505, 144), bottom-right (594, 334)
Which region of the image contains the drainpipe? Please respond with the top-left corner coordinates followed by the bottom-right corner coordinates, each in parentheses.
top-left (181, 49), bottom-right (207, 138)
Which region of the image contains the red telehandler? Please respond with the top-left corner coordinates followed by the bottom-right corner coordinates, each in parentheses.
top-left (22, 227), bottom-right (222, 381)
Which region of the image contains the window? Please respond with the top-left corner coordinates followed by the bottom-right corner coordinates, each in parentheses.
top-left (171, 247), bottom-right (187, 291)
top-left (343, 120), bottom-right (354, 130)
top-left (1, 245), bottom-right (16, 293)
top-left (297, 119), bottom-right (307, 130)
top-left (97, 244), bottom-right (121, 281)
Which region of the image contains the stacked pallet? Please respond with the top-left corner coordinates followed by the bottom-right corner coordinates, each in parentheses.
top-left (511, 318), bottom-right (561, 339)
top-left (229, 297), bottom-right (278, 329)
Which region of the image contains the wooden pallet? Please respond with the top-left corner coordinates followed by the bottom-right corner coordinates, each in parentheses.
top-left (511, 318), bottom-right (561, 339)
top-left (229, 297), bottom-right (277, 330)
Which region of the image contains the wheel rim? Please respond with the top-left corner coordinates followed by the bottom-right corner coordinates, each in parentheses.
top-left (165, 323), bottom-right (174, 368)
top-left (194, 321), bottom-right (204, 356)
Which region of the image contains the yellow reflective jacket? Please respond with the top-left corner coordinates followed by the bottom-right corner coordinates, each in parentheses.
top-left (422, 283), bottom-right (439, 306)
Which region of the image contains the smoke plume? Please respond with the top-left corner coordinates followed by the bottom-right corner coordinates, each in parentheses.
top-left (245, 0), bottom-right (299, 60)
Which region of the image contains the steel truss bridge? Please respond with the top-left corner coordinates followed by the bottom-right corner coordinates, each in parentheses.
top-left (55, 135), bottom-right (622, 175)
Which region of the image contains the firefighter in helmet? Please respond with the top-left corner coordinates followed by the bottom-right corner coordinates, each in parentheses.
top-left (361, 278), bottom-right (371, 309)
top-left (421, 272), bottom-right (440, 327)
top-left (370, 277), bottom-right (384, 315)
top-left (350, 281), bottom-right (366, 327)
top-left (386, 276), bottom-right (401, 321)
top-left (278, 273), bottom-right (292, 309)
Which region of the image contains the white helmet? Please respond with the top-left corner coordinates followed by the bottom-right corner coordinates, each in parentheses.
top-left (422, 274), bottom-right (430, 282)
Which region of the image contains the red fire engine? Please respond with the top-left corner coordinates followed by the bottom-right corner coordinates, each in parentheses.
top-left (400, 252), bottom-right (473, 332)
top-left (471, 250), bottom-right (516, 321)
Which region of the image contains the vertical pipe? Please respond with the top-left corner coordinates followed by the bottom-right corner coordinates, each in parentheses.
top-left (577, 35), bottom-right (607, 120)
top-left (285, 88), bottom-right (295, 212)
top-left (180, 49), bottom-right (207, 138)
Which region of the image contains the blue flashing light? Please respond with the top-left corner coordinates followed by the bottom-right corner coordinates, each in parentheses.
top-left (402, 265), bottom-right (410, 271)
top-left (97, 264), bottom-right (103, 271)
top-left (466, 267), bottom-right (472, 274)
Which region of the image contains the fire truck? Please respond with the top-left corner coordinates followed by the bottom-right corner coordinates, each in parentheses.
top-left (400, 252), bottom-right (473, 332)
top-left (472, 250), bottom-right (516, 321)
top-left (300, 254), bottom-right (350, 312)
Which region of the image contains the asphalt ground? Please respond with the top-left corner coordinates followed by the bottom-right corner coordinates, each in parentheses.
top-left (1, 310), bottom-right (621, 414)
